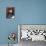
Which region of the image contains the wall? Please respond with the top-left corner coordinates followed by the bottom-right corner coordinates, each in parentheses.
top-left (0, 0), bottom-right (46, 44)
top-left (16, 0), bottom-right (46, 24)
top-left (0, 0), bottom-right (17, 44)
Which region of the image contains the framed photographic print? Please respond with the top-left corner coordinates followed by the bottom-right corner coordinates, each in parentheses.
top-left (6, 7), bottom-right (15, 19)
